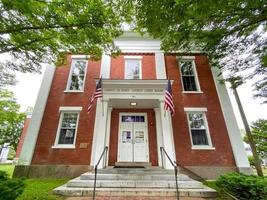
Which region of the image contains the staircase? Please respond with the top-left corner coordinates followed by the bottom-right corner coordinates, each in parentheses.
top-left (53, 167), bottom-right (217, 198)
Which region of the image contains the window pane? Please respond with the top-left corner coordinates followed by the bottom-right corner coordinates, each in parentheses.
top-left (189, 113), bottom-right (205, 129)
top-left (69, 60), bottom-right (86, 90)
top-left (58, 129), bottom-right (75, 144)
top-left (125, 60), bottom-right (140, 79)
top-left (180, 61), bottom-right (194, 75)
top-left (182, 77), bottom-right (197, 91)
top-left (58, 113), bottom-right (78, 145)
top-left (191, 130), bottom-right (208, 145)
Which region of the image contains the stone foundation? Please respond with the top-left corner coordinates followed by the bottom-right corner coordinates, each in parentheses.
top-left (184, 166), bottom-right (238, 180)
top-left (13, 165), bottom-right (92, 178)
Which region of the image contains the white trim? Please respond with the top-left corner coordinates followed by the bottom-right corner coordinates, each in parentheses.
top-left (64, 90), bottom-right (84, 93)
top-left (182, 91), bottom-right (203, 94)
top-left (155, 52), bottom-right (167, 79)
top-left (124, 55), bottom-right (143, 59)
top-left (100, 54), bottom-right (111, 79)
top-left (211, 67), bottom-right (251, 173)
top-left (185, 111), bottom-right (214, 149)
top-left (178, 58), bottom-right (202, 93)
top-left (18, 65), bottom-right (56, 165)
top-left (154, 108), bottom-right (164, 166)
top-left (192, 146), bottom-right (215, 150)
top-left (59, 106), bottom-right (83, 111)
top-left (71, 55), bottom-right (90, 59)
top-left (184, 107), bottom-right (207, 112)
top-left (53, 110), bottom-right (80, 149)
top-left (51, 145), bottom-right (76, 149)
top-left (66, 58), bottom-right (88, 92)
top-left (124, 58), bottom-right (142, 80)
top-left (179, 56), bottom-right (196, 60)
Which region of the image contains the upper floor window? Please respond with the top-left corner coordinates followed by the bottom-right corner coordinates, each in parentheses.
top-left (66, 59), bottom-right (87, 91)
top-left (124, 56), bottom-right (142, 79)
top-left (179, 59), bottom-right (200, 92)
top-left (185, 109), bottom-right (214, 149)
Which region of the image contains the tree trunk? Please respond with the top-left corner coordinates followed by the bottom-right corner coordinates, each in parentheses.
top-left (231, 85), bottom-right (263, 176)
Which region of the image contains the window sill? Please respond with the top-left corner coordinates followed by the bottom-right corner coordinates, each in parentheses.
top-left (64, 90), bottom-right (84, 93)
top-left (52, 145), bottom-right (75, 149)
top-left (182, 91), bottom-right (203, 94)
top-left (191, 146), bottom-right (215, 150)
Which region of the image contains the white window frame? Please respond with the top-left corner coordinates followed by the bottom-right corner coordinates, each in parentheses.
top-left (184, 107), bottom-right (214, 150)
top-left (178, 56), bottom-right (202, 93)
top-left (65, 57), bottom-right (88, 93)
top-left (124, 56), bottom-right (142, 80)
top-left (52, 107), bottom-right (82, 149)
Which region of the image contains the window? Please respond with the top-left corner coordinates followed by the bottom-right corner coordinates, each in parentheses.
top-left (179, 60), bottom-right (200, 91)
top-left (53, 107), bottom-right (82, 148)
top-left (125, 59), bottom-right (141, 79)
top-left (186, 111), bottom-right (213, 149)
top-left (67, 59), bottom-right (87, 91)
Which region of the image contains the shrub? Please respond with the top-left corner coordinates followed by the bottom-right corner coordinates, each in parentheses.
top-left (0, 170), bottom-right (25, 200)
top-left (216, 173), bottom-right (267, 200)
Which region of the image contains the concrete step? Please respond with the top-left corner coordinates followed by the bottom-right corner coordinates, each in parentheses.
top-left (53, 185), bottom-right (217, 198)
top-left (97, 168), bottom-right (174, 174)
top-left (67, 179), bottom-right (203, 189)
top-left (115, 162), bottom-right (152, 168)
top-left (80, 172), bottom-right (190, 181)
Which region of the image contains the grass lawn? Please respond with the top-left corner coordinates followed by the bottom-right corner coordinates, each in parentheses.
top-left (0, 164), bottom-right (15, 177)
top-left (0, 164), bottom-right (68, 200)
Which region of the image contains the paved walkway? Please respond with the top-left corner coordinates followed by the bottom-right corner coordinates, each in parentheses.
top-left (66, 197), bottom-right (206, 200)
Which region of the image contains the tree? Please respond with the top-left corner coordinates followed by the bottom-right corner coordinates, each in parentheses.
top-left (122, 0), bottom-right (267, 102)
top-left (0, 89), bottom-right (25, 151)
top-left (244, 119), bottom-right (267, 159)
top-left (0, 0), bottom-right (125, 83)
top-left (228, 77), bottom-right (263, 176)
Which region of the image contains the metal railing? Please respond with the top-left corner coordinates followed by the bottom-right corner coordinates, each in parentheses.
top-left (160, 146), bottom-right (179, 200)
top-left (93, 146), bottom-right (108, 200)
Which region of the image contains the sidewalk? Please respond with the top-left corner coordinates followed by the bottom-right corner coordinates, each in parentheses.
top-left (66, 197), bottom-right (207, 200)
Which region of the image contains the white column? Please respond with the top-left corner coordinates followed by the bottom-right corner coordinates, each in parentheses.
top-left (155, 52), bottom-right (167, 79)
top-left (154, 108), bottom-right (164, 167)
top-left (104, 107), bottom-right (113, 166)
top-left (90, 99), bottom-right (108, 168)
top-left (18, 65), bottom-right (56, 165)
top-left (100, 54), bottom-right (111, 78)
top-left (159, 101), bottom-right (176, 169)
top-left (211, 68), bottom-right (252, 174)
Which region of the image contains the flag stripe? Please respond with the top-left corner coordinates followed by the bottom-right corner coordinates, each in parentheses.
top-left (87, 78), bottom-right (103, 113)
top-left (164, 79), bottom-right (175, 116)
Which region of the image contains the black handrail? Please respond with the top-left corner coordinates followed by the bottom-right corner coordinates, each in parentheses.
top-left (93, 146), bottom-right (108, 200)
top-left (160, 146), bottom-right (179, 200)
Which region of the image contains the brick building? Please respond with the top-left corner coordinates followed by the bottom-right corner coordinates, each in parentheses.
top-left (15, 32), bottom-right (251, 179)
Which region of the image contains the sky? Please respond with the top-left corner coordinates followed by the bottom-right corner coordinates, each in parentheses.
top-left (6, 65), bottom-right (267, 129)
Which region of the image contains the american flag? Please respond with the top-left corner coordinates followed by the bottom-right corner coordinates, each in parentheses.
top-left (87, 77), bottom-right (103, 113)
top-left (164, 79), bottom-right (175, 116)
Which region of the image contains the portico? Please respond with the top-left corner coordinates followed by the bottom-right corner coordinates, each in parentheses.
top-left (90, 79), bottom-right (176, 169)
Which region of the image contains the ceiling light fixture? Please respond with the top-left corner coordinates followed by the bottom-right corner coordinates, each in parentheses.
top-left (130, 102), bottom-right (137, 106)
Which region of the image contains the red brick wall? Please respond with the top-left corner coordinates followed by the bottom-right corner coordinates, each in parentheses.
top-left (165, 54), bottom-right (236, 167)
top-left (31, 54), bottom-right (101, 165)
top-left (108, 109), bottom-right (158, 166)
top-left (110, 53), bottom-right (156, 79)
top-left (16, 117), bottom-right (31, 158)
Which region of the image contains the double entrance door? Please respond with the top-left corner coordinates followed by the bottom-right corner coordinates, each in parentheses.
top-left (118, 113), bottom-right (149, 162)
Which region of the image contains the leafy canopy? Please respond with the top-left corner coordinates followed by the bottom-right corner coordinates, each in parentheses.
top-left (244, 119), bottom-right (267, 159)
top-left (0, 89), bottom-right (25, 150)
top-left (121, 0), bottom-right (267, 102)
top-left (0, 0), bottom-right (125, 86)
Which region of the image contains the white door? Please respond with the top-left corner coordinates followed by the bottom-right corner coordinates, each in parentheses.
top-left (118, 114), bottom-right (149, 162)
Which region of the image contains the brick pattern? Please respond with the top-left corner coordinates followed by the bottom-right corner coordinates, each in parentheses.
top-left (165, 54), bottom-right (235, 167)
top-left (30, 53), bottom-right (236, 169)
top-left (31, 54), bottom-right (101, 165)
top-left (110, 53), bottom-right (156, 79)
top-left (108, 109), bottom-right (158, 166)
